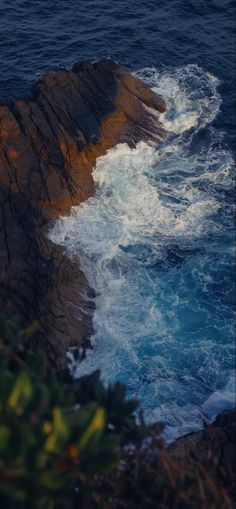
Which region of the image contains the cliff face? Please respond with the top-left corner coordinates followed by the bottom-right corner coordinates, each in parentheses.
top-left (169, 408), bottom-right (236, 479)
top-left (0, 59), bottom-right (167, 367)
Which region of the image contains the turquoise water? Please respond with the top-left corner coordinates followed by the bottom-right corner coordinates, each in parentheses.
top-left (49, 65), bottom-right (235, 441)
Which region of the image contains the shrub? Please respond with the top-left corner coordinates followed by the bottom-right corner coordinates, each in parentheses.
top-left (0, 317), bottom-right (143, 509)
top-left (86, 442), bottom-right (233, 509)
top-left (0, 317), bottom-right (234, 509)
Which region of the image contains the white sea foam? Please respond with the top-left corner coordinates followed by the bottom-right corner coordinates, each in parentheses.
top-left (136, 64), bottom-right (221, 133)
top-left (49, 64), bottom-right (235, 441)
top-left (202, 372), bottom-right (236, 421)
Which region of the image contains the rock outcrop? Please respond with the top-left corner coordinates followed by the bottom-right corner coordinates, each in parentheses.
top-left (0, 59), bottom-right (167, 367)
top-left (169, 408), bottom-right (236, 478)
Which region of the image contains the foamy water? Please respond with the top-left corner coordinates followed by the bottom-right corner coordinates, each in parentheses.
top-left (49, 65), bottom-right (235, 441)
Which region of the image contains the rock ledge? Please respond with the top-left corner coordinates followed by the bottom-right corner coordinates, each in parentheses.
top-left (0, 59), bottom-right (167, 367)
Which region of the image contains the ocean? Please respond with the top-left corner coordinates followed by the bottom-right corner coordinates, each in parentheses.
top-left (1, 0), bottom-right (235, 441)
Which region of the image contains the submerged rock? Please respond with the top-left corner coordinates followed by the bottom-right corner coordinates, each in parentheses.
top-left (0, 59), bottom-right (167, 367)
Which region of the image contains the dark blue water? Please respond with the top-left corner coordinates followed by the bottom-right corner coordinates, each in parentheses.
top-left (1, 0), bottom-right (235, 440)
top-left (0, 0), bottom-right (235, 143)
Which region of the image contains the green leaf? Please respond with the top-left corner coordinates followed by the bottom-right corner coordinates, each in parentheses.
top-left (78, 407), bottom-right (105, 452)
top-left (8, 372), bottom-right (33, 415)
top-left (0, 425), bottom-right (10, 452)
top-left (45, 407), bottom-right (69, 453)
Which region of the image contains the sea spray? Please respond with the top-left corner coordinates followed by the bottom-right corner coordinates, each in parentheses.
top-left (49, 65), bottom-right (235, 441)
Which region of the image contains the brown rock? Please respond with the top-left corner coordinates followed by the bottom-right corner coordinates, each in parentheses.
top-left (0, 59), bottom-right (167, 368)
top-left (169, 407), bottom-right (236, 477)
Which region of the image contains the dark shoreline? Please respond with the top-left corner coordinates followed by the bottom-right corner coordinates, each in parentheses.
top-left (0, 59), bottom-right (167, 368)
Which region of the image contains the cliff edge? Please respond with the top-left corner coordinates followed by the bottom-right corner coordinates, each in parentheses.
top-left (0, 59), bottom-right (167, 367)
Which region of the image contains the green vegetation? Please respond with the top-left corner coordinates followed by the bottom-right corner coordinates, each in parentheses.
top-left (0, 317), bottom-right (234, 509)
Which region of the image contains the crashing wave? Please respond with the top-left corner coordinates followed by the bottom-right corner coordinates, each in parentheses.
top-left (49, 64), bottom-right (235, 441)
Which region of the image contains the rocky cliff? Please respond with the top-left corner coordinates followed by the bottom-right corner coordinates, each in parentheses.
top-left (169, 408), bottom-right (236, 479)
top-left (0, 59), bottom-right (167, 367)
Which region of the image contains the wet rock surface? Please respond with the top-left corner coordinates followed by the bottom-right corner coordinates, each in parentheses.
top-left (0, 59), bottom-right (167, 368)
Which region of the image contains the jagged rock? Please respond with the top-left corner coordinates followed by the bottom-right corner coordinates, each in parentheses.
top-left (0, 59), bottom-right (167, 368)
top-left (169, 408), bottom-right (236, 477)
